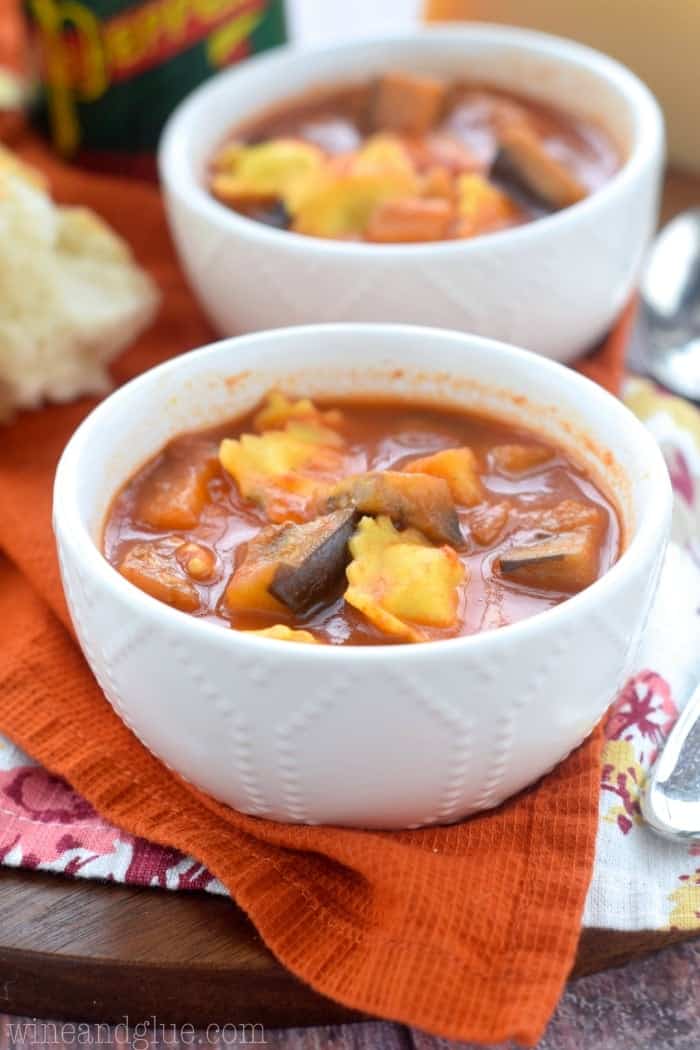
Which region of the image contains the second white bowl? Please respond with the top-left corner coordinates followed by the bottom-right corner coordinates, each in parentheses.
top-left (159, 25), bottom-right (664, 363)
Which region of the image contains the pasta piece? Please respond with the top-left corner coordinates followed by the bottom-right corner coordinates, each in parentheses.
top-left (291, 169), bottom-right (417, 239)
top-left (210, 139), bottom-right (324, 207)
top-left (253, 390), bottom-right (343, 433)
top-left (345, 516), bottom-right (465, 641)
top-left (246, 625), bottom-right (319, 644)
top-left (219, 427), bottom-right (347, 522)
top-left (284, 421), bottom-right (345, 448)
top-left (352, 134), bottom-right (417, 179)
top-left (456, 173), bottom-right (519, 238)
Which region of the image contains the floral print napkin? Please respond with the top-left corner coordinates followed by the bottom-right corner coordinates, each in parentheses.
top-left (583, 379), bottom-right (700, 931)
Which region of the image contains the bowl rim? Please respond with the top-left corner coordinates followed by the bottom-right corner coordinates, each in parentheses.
top-left (54, 322), bottom-right (672, 662)
top-left (157, 22), bottom-right (665, 258)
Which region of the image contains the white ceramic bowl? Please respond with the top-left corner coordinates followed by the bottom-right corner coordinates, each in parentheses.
top-left (159, 25), bottom-right (665, 363)
top-left (54, 324), bottom-right (671, 829)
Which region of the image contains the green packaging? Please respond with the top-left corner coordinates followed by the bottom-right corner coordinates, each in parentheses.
top-left (25, 0), bottom-right (287, 174)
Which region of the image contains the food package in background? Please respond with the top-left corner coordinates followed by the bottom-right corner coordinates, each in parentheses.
top-left (23, 0), bottom-right (288, 175)
top-left (0, 146), bottom-right (159, 422)
top-left (425, 0), bottom-right (700, 174)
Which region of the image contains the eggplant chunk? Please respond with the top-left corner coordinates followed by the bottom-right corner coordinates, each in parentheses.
top-left (492, 125), bottom-right (587, 211)
top-left (497, 528), bottom-right (599, 593)
top-left (326, 470), bottom-right (463, 548)
top-left (225, 527), bottom-right (288, 615)
top-left (118, 540), bottom-right (200, 612)
top-left (269, 508), bottom-right (359, 613)
top-left (226, 508), bottom-right (358, 616)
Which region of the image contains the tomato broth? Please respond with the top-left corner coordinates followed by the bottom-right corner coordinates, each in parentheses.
top-left (207, 74), bottom-right (620, 243)
top-left (104, 394), bottom-right (620, 646)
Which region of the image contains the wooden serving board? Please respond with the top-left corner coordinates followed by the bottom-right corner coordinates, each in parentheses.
top-left (2, 170), bottom-right (699, 1028)
top-left (0, 867), bottom-right (698, 1026)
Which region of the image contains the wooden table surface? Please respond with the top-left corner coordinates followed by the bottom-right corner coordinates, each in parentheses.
top-left (1, 168), bottom-right (700, 1049)
top-left (1, 865), bottom-right (697, 1029)
top-left (2, 938), bottom-right (700, 1050)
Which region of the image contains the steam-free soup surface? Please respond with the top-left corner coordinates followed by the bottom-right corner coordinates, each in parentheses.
top-left (208, 73), bottom-right (620, 243)
top-left (103, 393), bottom-right (620, 646)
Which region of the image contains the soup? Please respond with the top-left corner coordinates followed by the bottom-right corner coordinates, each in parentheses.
top-left (207, 73), bottom-right (620, 243)
top-left (103, 391), bottom-right (620, 645)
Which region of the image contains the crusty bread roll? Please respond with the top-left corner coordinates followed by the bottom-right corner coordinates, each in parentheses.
top-left (0, 146), bottom-right (159, 422)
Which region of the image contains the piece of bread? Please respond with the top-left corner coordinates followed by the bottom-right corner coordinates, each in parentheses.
top-left (0, 145), bottom-right (159, 422)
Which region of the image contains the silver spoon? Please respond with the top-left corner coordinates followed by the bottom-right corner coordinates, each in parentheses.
top-left (642, 680), bottom-right (700, 841)
top-left (638, 208), bottom-right (700, 400)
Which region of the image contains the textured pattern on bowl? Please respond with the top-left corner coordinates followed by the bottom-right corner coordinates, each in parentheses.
top-left (53, 325), bottom-right (671, 828)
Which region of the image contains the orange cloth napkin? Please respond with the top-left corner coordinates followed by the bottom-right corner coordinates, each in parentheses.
top-left (0, 12), bottom-right (631, 1042)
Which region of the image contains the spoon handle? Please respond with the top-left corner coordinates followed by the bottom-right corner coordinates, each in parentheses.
top-left (642, 681), bottom-right (700, 841)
